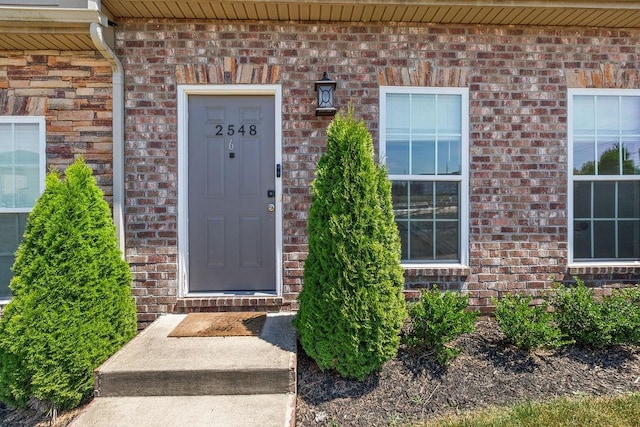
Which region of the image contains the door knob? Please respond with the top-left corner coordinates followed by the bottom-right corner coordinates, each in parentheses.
top-left (268, 204), bottom-right (275, 212)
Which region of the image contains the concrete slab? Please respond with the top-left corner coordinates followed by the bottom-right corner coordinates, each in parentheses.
top-left (73, 313), bottom-right (297, 426)
top-left (69, 394), bottom-right (296, 427)
top-left (94, 313), bottom-right (297, 397)
top-left (99, 313), bottom-right (296, 372)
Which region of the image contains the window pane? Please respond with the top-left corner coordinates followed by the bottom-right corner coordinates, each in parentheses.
top-left (0, 124), bottom-right (12, 168)
top-left (621, 97), bottom-right (640, 134)
top-left (571, 94), bottom-right (640, 262)
top-left (437, 138), bottom-right (461, 175)
top-left (619, 181), bottom-right (640, 218)
top-left (396, 220), bottom-right (408, 260)
top-left (387, 94), bottom-right (410, 134)
top-left (596, 96), bottom-right (620, 133)
top-left (573, 220), bottom-right (591, 259)
top-left (0, 122), bottom-right (41, 210)
top-left (574, 96), bottom-right (595, 133)
top-left (385, 90), bottom-right (465, 263)
top-left (573, 139), bottom-right (596, 175)
top-left (436, 222), bottom-right (458, 260)
top-left (14, 124), bottom-right (40, 159)
top-left (14, 166), bottom-right (40, 208)
top-left (436, 181), bottom-right (459, 219)
top-left (0, 213), bottom-right (27, 299)
top-left (593, 221), bottom-right (616, 258)
top-left (411, 139), bottom-right (435, 175)
top-left (597, 140), bottom-right (621, 175)
top-left (386, 137), bottom-right (409, 175)
top-left (409, 221), bottom-right (433, 260)
top-left (622, 139), bottom-right (640, 175)
top-left (573, 181), bottom-right (591, 218)
top-left (392, 181), bottom-right (409, 219)
top-left (619, 221), bottom-right (640, 258)
top-left (410, 181), bottom-right (433, 220)
top-left (438, 95), bottom-right (462, 134)
top-left (593, 182), bottom-right (615, 218)
top-left (410, 95), bottom-right (436, 134)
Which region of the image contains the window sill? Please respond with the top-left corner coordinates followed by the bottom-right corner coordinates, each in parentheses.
top-left (402, 264), bottom-right (471, 277)
top-left (568, 263), bottom-right (640, 275)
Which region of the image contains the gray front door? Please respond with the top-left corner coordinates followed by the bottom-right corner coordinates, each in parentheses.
top-left (188, 95), bottom-right (276, 293)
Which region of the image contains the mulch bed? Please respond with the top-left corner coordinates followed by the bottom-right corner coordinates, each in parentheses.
top-left (295, 319), bottom-right (640, 426)
top-left (2, 319), bottom-right (639, 426)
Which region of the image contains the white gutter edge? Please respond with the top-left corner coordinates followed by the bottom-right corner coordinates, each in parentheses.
top-left (90, 21), bottom-right (125, 254)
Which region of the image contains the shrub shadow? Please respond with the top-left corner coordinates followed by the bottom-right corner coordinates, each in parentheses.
top-left (296, 342), bottom-right (380, 404)
top-left (557, 344), bottom-right (639, 370)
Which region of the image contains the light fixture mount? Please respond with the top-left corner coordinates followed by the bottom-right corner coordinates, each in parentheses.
top-left (314, 72), bottom-right (337, 116)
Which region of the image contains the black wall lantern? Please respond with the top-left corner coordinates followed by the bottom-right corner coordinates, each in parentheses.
top-left (314, 72), bottom-right (337, 116)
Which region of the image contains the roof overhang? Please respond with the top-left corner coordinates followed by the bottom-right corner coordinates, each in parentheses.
top-left (100, 0), bottom-right (640, 28)
top-left (0, 6), bottom-right (110, 50)
top-left (3, 1), bottom-right (640, 52)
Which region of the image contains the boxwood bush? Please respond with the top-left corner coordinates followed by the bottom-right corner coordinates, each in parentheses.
top-left (403, 288), bottom-right (477, 364)
top-left (293, 111), bottom-right (407, 380)
top-left (494, 293), bottom-right (569, 351)
top-left (553, 279), bottom-right (640, 347)
top-left (0, 159), bottom-right (137, 411)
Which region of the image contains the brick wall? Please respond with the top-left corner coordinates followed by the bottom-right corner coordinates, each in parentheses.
top-left (117, 20), bottom-right (640, 323)
top-left (0, 51), bottom-right (114, 196)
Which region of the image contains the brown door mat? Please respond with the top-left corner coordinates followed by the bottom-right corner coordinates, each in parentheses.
top-left (168, 312), bottom-right (268, 337)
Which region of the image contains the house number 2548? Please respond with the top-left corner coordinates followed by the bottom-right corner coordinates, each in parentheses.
top-left (215, 124), bottom-right (257, 136)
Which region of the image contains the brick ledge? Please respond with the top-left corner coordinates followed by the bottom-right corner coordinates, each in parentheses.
top-left (403, 266), bottom-right (471, 277)
top-left (175, 296), bottom-right (291, 313)
top-left (568, 265), bottom-right (640, 275)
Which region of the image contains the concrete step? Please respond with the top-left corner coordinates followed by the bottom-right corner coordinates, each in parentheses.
top-left (70, 394), bottom-right (296, 427)
top-left (94, 313), bottom-right (297, 397)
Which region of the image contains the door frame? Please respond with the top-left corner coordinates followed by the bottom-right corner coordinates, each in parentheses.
top-left (177, 84), bottom-right (283, 297)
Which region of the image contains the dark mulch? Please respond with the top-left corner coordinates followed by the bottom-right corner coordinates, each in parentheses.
top-left (296, 319), bottom-right (640, 426)
top-left (2, 319), bottom-right (639, 426)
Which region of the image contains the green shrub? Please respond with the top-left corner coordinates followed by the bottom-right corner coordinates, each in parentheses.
top-left (601, 286), bottom-right (640, 345)
top-left (552, 280), bottom-right (613, 347)
top-left (293, 110), bottom-right (407, 380)
top-left (552, 279), bottom-right (640, 347)
top-left (494, 294), bottom-right (569, 351)
top-left (0, 159), bottom-right (137, 411)
top-left (403, 288), bottom-right (477, 365)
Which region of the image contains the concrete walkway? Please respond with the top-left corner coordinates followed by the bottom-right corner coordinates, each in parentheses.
top-left (70, 313), bottom-right (297, 427)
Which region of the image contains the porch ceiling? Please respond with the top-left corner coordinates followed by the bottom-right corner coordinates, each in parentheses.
top-left (101, 0), bottom-right (640, 28)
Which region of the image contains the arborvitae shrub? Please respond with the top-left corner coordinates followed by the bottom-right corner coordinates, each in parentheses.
top-left (0, 159), bottom-right (137, 411)
top-left (293, 111), bottom-right (407, 380)
top-left (403, 288), bottom-right (477, 365)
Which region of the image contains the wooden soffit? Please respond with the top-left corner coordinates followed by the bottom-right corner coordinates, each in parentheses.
top-left (101, 0), bottom-right (640, 28)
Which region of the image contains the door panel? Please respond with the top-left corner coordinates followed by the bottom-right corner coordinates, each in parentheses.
top-left (188, 95), bottom-right (276, 292)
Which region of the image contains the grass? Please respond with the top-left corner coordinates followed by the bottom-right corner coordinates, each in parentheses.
top-left (423, 393), bottom-right (640, 427)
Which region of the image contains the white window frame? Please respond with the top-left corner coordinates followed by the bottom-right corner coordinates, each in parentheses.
top-left (0, 116), bottom-right (46, 303)
top-left (567, 88), bottom-right (640, 266)
top-left (380, 86), bottom-right (469, 268)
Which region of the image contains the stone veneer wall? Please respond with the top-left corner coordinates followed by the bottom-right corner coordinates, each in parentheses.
top-left (0, 51), bottom-right (114, 196)
top-left (115, 21), bottom-right (640, 325)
